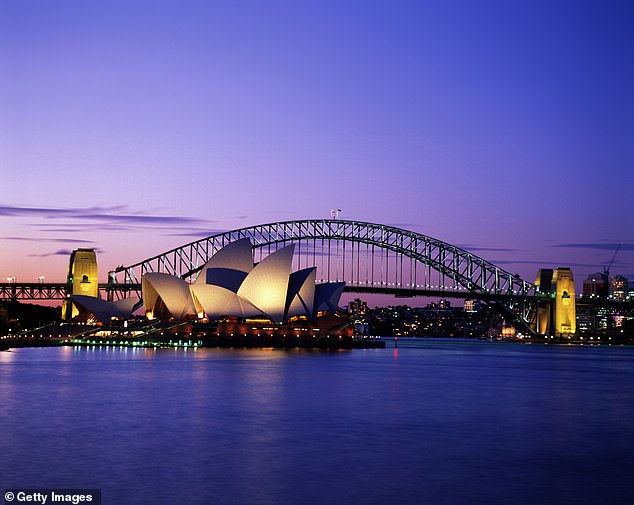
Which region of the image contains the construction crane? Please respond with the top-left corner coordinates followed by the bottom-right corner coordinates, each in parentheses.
top-left (603, 243), bottom-right (621, 279)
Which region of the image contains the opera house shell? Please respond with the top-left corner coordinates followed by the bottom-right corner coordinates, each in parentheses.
top-left (71, 295), bottom-right (137, 323)
top-left (142, 239), bottom-right (345, 323)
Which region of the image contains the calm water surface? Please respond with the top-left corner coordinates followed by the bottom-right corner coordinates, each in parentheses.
top-left (1, 340), bottom-right (633, 505)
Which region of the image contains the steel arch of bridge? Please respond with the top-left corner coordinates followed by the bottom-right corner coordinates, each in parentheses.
top-left (109, 219), bottom-right (540, 333)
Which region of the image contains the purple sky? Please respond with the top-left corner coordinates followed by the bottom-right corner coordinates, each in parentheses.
top-left (1, 1), bottom-right (632, 292)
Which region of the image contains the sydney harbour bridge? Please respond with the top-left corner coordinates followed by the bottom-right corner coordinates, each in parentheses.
top-left (0, 219), bottom-right (626, 336)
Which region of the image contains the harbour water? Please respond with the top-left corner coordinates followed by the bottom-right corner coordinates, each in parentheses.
top-left (1, 340), bottom-right (633, 505)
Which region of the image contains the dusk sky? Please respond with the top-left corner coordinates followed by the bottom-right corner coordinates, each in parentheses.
top-left (1, 1), bottom-right (632, 290)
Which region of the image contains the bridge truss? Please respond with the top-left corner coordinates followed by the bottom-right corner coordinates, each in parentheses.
top-left (0, 283), bottom-right (67, 301)
top-left (109, 219), bottom-right (541, 334)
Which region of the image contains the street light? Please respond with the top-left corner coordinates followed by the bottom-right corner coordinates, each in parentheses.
top-left (6, 276), bottom-right (15, 283)
top-left (38, 276), bottom-right (45, 283)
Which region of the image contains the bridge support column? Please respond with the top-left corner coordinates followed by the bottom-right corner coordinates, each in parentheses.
top-left (535, 268), bottom-right (576, 337)
top-left (62, 249), bottom-right (99, 320)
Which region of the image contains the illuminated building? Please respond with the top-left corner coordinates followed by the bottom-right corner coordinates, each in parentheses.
top-left (463, 299), bottom-right (481, 313)
top-left (501, 323), bottom-right (516, 338)
top-left (348, 298), bottom-right (368, 317)
top-left (582, 272), bottom-right (608, 298)
top-left (142, 240), bottom-right (345, 323)
top-left (609, 276), bottom-right (628, 301)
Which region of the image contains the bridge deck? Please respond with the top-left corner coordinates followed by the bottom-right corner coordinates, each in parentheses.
top-left (0, 282), bottom-right (631, 310)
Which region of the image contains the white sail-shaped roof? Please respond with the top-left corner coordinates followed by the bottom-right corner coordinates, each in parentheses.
top-left (142, 273), bottom-right (197, 320)
top-left (72, 295), bottom-right (135, 322)
top-left (223, 293), bottom-right (264, 319)
top-left (190, 284), bottom-right (236, 319)
top-left (190, 283), bottom-right (263, 320)
top-left (314, 282), bottom-right (345, 314)
top-left (238, 244), bottom-right (295, 323)
top-left (195, 238), bottom-right (253, 285)
top-left (112, 297), bottom-right (139, 315)
top-left (285, 267), bottom-right (316, 320)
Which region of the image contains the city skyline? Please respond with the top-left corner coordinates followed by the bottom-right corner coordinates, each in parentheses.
top-left (1, 1), bottom-right (632, 286)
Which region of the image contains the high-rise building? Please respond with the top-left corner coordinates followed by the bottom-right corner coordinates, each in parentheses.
top-left (348, 298), bottom-right (368, 317)
top-left (609, 276), bottom-right (628, 301)
top-left (464, 299), bottom-right (478, 312)
top-left (583, 272), bottom-right (608, 298)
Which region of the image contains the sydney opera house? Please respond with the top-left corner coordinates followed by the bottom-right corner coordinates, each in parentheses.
top-left (71, 239), bottom-right (345, 330)
top-left (141, 239), bottom-right (345, 324)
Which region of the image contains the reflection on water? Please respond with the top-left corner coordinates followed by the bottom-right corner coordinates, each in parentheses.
top-left (1, 342), bottom-right (633, 505)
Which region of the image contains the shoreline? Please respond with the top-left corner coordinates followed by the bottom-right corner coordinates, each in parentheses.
top-left (0, 333), bottom-right (385, 351)
top-left (3, 334), bottom-right (632, 351)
